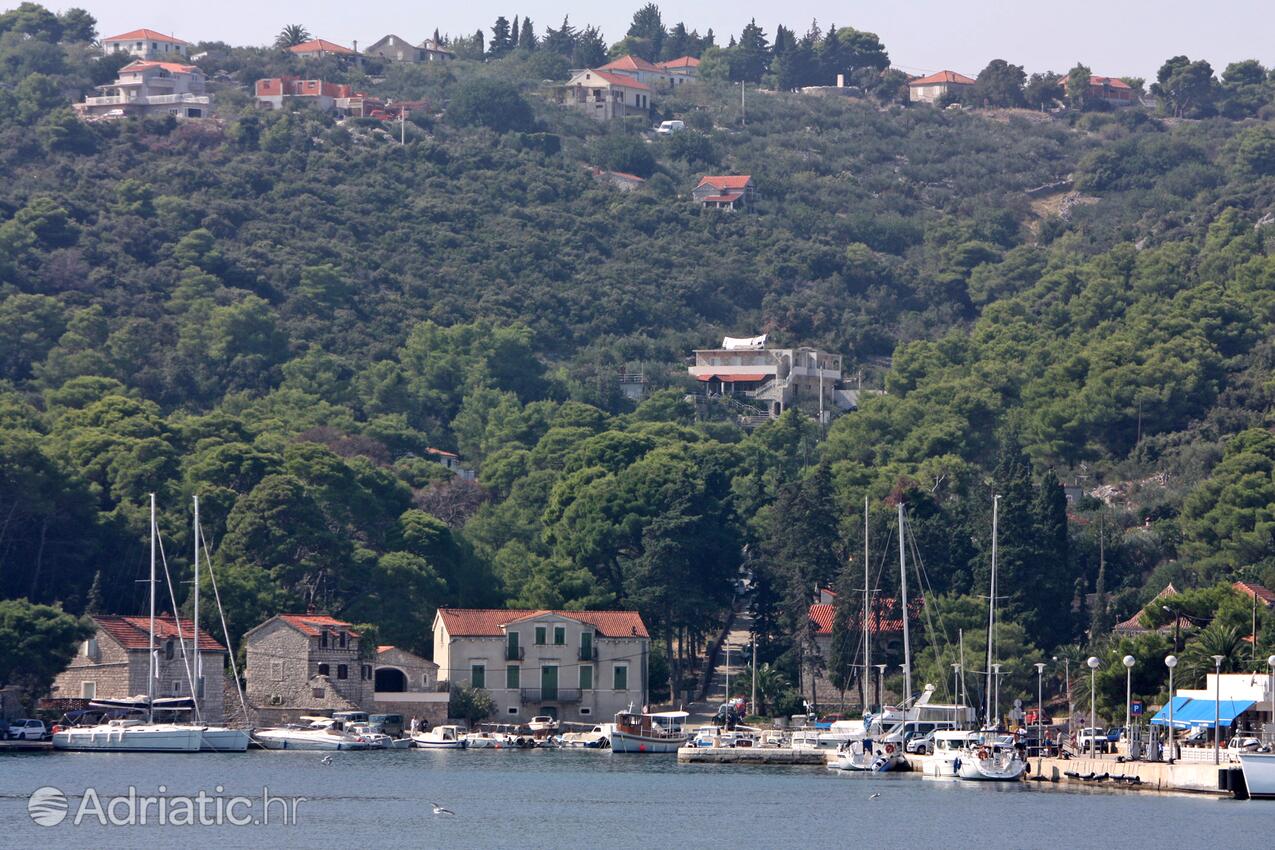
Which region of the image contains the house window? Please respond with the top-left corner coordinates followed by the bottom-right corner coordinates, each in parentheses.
top-left (165, 640), bottom-right (174, 660)
top-left (580, 666), bottom-right (593, 690)
top-left (320, 631), bottom-right (329, 648)
top-left (553, 626), bottom-right (565, 646)
top-left (534, 626), bottom-right (546, 645)
top-left (318, 663), bottom-right (330, 676)
top-left (196, 677), bottom-right (205, 699)
top-left (613, 665), bottom-right (628, 691)
top-left (271, 660), bottom-right (284, 680)
top-left (82, 638), bottom-right (98, 658)
top-left (338, 632), bottom-right (347, 648)
top-left (422, 673), bottom-right (431, 688)
top-left (172, 680), bottom-right (182, 695)
top-left (81, 681), bottom-right (97, 700)
top-left (507, 631), bottom-right (519, 659)
top-left (507, 706), bottom-right (519, 715)
top-left (471, 664), bottom-right (486, 689)
top-left (337, 664), bottom-right (348, 680)
top-left (313, 687), bottom-right (325, 699)
top-left (580, 632), bottom-right (593, 659)
top-left (506, 665), bottom-right (520, 689)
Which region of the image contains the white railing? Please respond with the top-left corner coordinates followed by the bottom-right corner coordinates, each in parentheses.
top-left (83, 94), bottom-right (209, 107)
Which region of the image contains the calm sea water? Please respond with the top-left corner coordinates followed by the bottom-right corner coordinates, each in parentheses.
top-left (1, 748), bottom-right (1270, 849)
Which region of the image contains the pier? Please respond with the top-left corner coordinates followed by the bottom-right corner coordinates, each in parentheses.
top-left (677, 747), bottom-right (827, 765)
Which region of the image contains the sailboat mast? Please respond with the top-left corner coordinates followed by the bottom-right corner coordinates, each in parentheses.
top-left (862, 495), bottom-right (870, 712)
top-left (149, 492), bottom-right (156, 723)
top-left (193, 495), bottom-right (200, 716)
top-left (986, 494), bottom-right (1000, 728)
top-left (897, 501), bottom-right (911, 707)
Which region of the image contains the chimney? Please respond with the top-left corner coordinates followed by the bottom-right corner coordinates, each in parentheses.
top-left (836, 73), bottom-right (845, 88)
top-left (353, 39), bottom-right (358, 53)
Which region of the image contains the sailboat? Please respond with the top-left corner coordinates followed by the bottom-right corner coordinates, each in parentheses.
top-left (189, 496), bottom-right (250, 752)
top-left (53, 495), bottom-right (203, 752)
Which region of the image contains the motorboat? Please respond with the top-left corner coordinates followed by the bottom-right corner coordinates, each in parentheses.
top-left (347, 724), bottom-right (405, 749)
top-left (199, 727), bottom-right (252, 752)
top-left (462, 731), bottom-right (510, 749)
top-left (411, 725), bottom-right (467, 749)
top-left (254, 719), bottom-right (371, 751)
top-left (528, 715), bottom-right (560, 734)
top-left (560, 724), bottom-right (612, 749)
top-left (53, 718), bottom-right (203, 752)
top-left (609, 710), bottom-right (688, 753)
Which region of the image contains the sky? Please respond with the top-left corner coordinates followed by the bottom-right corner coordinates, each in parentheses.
top-left (79, 0), bottom-right (1275, 81)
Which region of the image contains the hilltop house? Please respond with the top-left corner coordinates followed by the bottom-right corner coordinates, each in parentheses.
top-left (288, 39), bottom-right (357, 60)
top-left (101, 28), bottom-right (190, 61)
top-left (364, 35), bottom-right (454, 63)
top-left (433, 608), bottom-right (650, 724)
top-left (1062, 74), bottom-right (1137, 108)
top-left (658, 56), bottom-right (699, 81)
top-left (426, 447), bottom-right (475, 480)
top-left (558, 69), bottom-right (651, 121)
top-left (77, 60), bottom-right (210, 119)
top-left (692, 175), bottom-right (756, 210)
top-left (371, 645), bottom-right (448, 726)
top-left (598, 55), bottom-right (684, 90)
top-left (688, 334), bottom-right (854, 421)
top-left (50, 615), bottom-right (227, 723)
top-left (244, 614), bottom-right (372, 725)
top-left (255, 77), bottom-right (384, 115)
top-left (908, 70), bottom-right (976, 104)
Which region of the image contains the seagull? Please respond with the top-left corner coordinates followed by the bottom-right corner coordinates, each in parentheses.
top-left (431, 802), bottom-right (455, 816)
top-left (868, 793), bottom-right (881, 800)
top-left (320, 755), bottom-right (333, 765)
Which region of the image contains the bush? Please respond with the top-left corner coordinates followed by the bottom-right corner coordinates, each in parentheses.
top-left (587, 132), bottom-right (656, 178)
top-left (447, 78), bottom-right (535, 133)
top-left (448, 684), bottom-right (494, 724)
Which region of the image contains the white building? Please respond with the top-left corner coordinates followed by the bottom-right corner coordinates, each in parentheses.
top-left (433, 608), bottom-right (650, 724)
top-left (688, 335), bottom-right (852, 419)
top-left (908, 70), bottom-right (976, 104)
top-left (77, 60), bottom-right (210, 120)
top-left (101, 28), bottom-right (190, 61)
top-left (558, 69), bottom-right (651, 121)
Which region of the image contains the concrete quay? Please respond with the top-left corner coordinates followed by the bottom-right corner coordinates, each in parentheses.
top-left (677, 746), bottom-right (828, 765)
top-left (903, 751), bottom-right (1227, 794)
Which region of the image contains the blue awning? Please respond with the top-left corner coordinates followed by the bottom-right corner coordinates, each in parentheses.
top-left (1150, 697), bottom-right (1254, 729)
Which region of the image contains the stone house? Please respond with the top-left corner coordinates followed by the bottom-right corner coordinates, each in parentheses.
top-left (433, 608), bottom-right (650, 724)
top-left (1062, 74), bottom-right (1137, 108)
top-left (908, 70), bottom-right (976, 104)
top-left (50, 615), bottom-right (227, 723)
top-left (558, 70), bottom-right (651, 121)
top-left (101, 28), bottom-right (191, 61)
top-left (244, 614), bottom-right (372, 725)
top-left (371, 645), bottom-right (448, 727)
top-left (364, 35), bottom-right (455, 63)
top-left (692, 175), bottom-right (755, 210)
top-left (805, 595), bottom-right (906, 708)
top-left (77, 60), bottom-right (211, 120)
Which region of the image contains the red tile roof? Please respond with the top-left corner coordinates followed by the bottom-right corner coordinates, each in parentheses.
top-left (1112, 583), bottom-right (1180, 633)
top-left (909, 70), bottom-right (976, 87)
top-left (1234, 581), bottom-right (1275, 607)
top-left (583, 70), bottom-right (651, 91)
top-left (122, 60), bottom-right (199, 74)
top-left (438, 608), bottom-right (649, 639)
top-left (659, 56), bottom-right (700, 69)
top-left (697, 175), bottom-right (752, 190)
top-left (95, 614), bottom-right (225, 652)
top-left (601, 55), bottom-right (662, 73)
top-left (1089, 75), bottom-right (1131, 90)
top-left (103, 28), bottom-right (189, 45)
top-left (809, 599), bottom-right (913, 635)
top-left (289, 39), bottom-right (355, 55)
top-left (426, 447), bottom-right (459, 459)
top-left (276, 614), bottom-right (361, 637)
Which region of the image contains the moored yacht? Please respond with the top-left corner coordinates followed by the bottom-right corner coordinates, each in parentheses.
top-left (609, 709), bottom-right (688, 753)
top-left (254, 718), bottom-right (371, 750)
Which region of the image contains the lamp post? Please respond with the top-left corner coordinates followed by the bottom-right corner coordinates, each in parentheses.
top-left (875, 664), bottom-right (887, 713)
top-left (1122, 655), bottom-right (1135, 756)
top-left (1212, 655), bottom-right (1224, 765)
top-left (1165, 655), bottom-right (1178, 763)
top-left (1087, 656), bottom-right (1100, 758)
top-left (724, 643), bottom-right (731, 704)
top-left (1035, 662), bottom-right (1046, 755)
top-left (1054, 655), bottom-right (1072, 735)
top-left (952, 663), bottom-right (962, 709)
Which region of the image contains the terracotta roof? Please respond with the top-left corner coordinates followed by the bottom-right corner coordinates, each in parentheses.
top-left (95, 614), bottom-right (225, 652)
top-left (909, 70), bottom-right (976, 87)
top-left (377, 645), bottom-right (395, 653)
top-left (1111, 583), bottom-right (1181, 633)
top-left (1233, 582), bottom-right (1275, 607)
top-left (601, 55), bottom-right (662, 73)
top-left (121, 60), bottom-right (199, 74)
top-left (438, 608), bottom-right (649, 639)
top-left (103, 28), bottom-right (189, 45)
top-left (582, 70), bottom-right (651, 91)
top-left (1089, 75), bottom-right (1131, 89)
top-left (276, 614), bottom-right (361, 637)
top-left (697, 175), bottom-right (752, 190)
top-left (809, 599), bottom-right (914, 636)
top-left (289, 39), bottom-right (355, 55)
top-left (426, 447), bottom-right (459, 459)
top-left (659, 56), bottom-right (700, 69)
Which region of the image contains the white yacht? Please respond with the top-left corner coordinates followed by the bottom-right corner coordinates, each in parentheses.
top-left (1237, 752), bottom-right (1275, 798)
top-left (254, 718), bottom-right (371, 751)
top-left (411, 725), bottom-right (467, 749)
top-left (560, 724), bottom-right (612, 749)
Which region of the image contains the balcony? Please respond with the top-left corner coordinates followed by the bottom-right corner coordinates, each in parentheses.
top-left (505, 646), bottom-right (525, 661)
top-left (578, 645), bottom-right (597, 661)
top-left (519, 688), bottom-right (582, 704)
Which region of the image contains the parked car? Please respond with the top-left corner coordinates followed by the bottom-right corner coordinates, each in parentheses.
top-left (654, 120), bottom-right (685, 135)
top-left (8, 719), bottom-right (47, 741)
top-left (904, 731), bottom-right (935, 755)
top-left (369, 714), bottom-right (404, 737)
top-left (1076, 727), bottom-right (1109, 753)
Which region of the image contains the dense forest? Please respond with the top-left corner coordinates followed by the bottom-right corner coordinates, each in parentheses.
top-left (3, 1), bottom-right (1275, 719)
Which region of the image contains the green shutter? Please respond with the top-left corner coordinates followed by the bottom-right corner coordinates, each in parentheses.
top-left (581, 631), bottom-right (593, 659)
top-left (471, 664), bottom-right (485, 689)
top-left (613, 665), bottom-right (627, 690)
top-left (506, 665), bottom-right (520, 689)
top-left (580, 665), bottom-right (593, 690)
top-left (553, 625), bottom-right (565, 645)
top-left (535, 626), bottom-right (546, 645)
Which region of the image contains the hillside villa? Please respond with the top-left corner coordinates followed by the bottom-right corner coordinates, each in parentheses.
top-left (364, 34), bottom-right (455, 63)
top-left (1062, 74), bottom-right (1138, 108)
top-left (558, 69), bottom-right (651, 121)
top-left (288, 39), bottom-right (357, 60)
top-left (908, 70), bottom-right (976, 104)
top-left (77, 60), bottom-right (211, 119)
top-left (693, 175), bottom-right (756, 210)
top-left (688, 334), bottom-right (855, 421)
top-left (101, 28), bottom-right (191, 61)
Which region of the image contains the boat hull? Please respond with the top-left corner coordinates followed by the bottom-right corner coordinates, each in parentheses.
top-left (254, 731), bottom-right (369, 750)
top-left (1238, 753), bottom-right (1275, 798)
top-left (199, 728), bottom-right (251, 752)
top-left (956, 757), bottom-right (1027, 781)
top-left (53, 725), bottom-right (203, 753)
top-left (609, 730), bottom-right (686, 753)
top-left (411, 737), bottom-right (466, 749)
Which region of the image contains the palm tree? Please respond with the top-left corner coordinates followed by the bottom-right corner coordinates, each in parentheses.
top-left (275, 25), bottom-right (311, 49)
top-left (1181, 623), bottom-right (1246, 684)
top-left (741, 662), bottom-right (787, 715)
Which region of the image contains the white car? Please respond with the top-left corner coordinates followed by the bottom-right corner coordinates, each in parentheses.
top-left (8, 719), bottom-right (47, 741)
top-left (654, 120), bottom-right (685, 135)
top-left (1076, 727), bottom-right (1109, 753)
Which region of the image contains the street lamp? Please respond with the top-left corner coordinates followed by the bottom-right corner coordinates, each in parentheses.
top-left (1122, 655), bottom-right (1135, 756)
top-left (875, 663), bottom-right (887, 713)
top-left (1054, 655), bottom-right (1072, 736)
top-left (1165, 655), bottom-right (1178, 763)
top-left (952, 663), bottom-right (962, 709)
top-left (724, 643), bottom-right (731, 704)
top-left (1035, 662), bottom-right (1046, 756)
top-left (1212, 655), bottom-right (1225, 765)
top-left (1087, 656), bottom-right (1101, 759)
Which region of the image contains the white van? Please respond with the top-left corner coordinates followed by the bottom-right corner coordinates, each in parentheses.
top-left (655, 120), bottom-right (685, 135)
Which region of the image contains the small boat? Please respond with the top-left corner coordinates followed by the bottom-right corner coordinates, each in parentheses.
top-left (347, 724), bottom-right (398, 749)
top-left (412, 725), bottom-right (467, 749)
top-left (527, 715), bottom-right (560, 734)
top-left (462, 731), bottom-right (509, 749)
top-left (560, 724), bottom-right (611, 749)
top-left (255, 717), bottom-right (371, 750)
top-left (609, 710), bottom-right (688, 753)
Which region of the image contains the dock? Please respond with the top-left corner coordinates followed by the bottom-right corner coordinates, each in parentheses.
top-left (0, 740), bottom-right (52, 752)
top-left (677, 746), bottom-right (828, 765)
top-left (901, 752), bottom-right (1229, 794)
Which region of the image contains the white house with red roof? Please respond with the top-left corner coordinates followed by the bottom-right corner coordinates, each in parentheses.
top-left (101, 28), bottom-right (190, 61)
top-left (560, 69), bottom-right (651, 121)
top-left (597, 54), bottom-right (685, 90)
top-left (658, 55), bottom-right (699, 81)
top-left (51, 614), bottom-right (228, 723)
top-left (288, 38), bottom-right (357, 60)
top-left (77, 59), bottom-right (210, 119)
top-left (244, 614), bottom-right (372, 724)
top-left (1061, 74), bottom-right (1138, 108)
top-left (692, 174), bottom-right (755, 210)
top-left (908, 70), bottom-right (976, 104)
top-left (433, 608), bottom-right (650, 723)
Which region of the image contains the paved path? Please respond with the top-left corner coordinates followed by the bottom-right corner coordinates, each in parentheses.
top-left (685, 610), bottom-right (753, 725)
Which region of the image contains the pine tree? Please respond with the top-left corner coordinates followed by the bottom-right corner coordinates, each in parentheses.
top-left (489, 16), bottom-right (512, 57)
top-left (85, 569), bottom-right (104, 614)
top-left (626, 3), bottom-right (666, 60)
top-left (1031, 468), bottom-right (1074, 647)
top-left (542, 16), bottom-right (576, 57)
top-left (518, 17), bottom-right (536, 51)
top-left (511, 16), bottom-right (520, 50)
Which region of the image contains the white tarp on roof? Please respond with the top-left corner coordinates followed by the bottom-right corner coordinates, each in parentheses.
top-left (722, 334), bottom-right (766, 350)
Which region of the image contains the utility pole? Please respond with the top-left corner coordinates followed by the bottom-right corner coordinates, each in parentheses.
top-left (751, 636), bottom-right (757, 717)
top-left (741, 82), bottom-right (746, 125)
